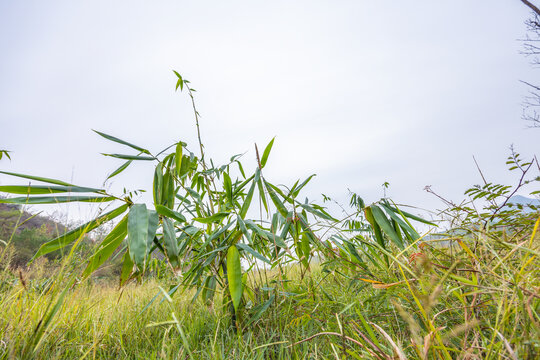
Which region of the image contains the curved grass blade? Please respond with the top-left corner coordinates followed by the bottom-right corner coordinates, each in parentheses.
top-left (33, 203), bottom-right (129, 259)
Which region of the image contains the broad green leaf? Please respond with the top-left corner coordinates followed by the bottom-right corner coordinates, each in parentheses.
top-left (155, 205), bottom-right (186, 223)
top-left (106, 160), bottom-right (132, 180)
top-left (175, 142), bottom-right (183, 177)
top-left (33, 204), bottom-right (128, 259)
top-left (0, 170), bottom-right (73, 186)
top-left (260, 137), bottom-right (275, 168)
top-left (128, 204), bottom-right (149, 271)
top-left (93, 130), bottom-right (150, 154)
top-left (0, 195), bottom-right (114, 205)
top-left (193, 212), bottom-right (229, 224)
top-left (236, 243), bottom-right (270, 264)
top-left (82, 215), bottom-right (128, 278)
top-left (102, 153), bottom-right (155, 161)
top-left (0, 185), bottom-right (103, 195)
top-left (370, 205), bottom-right (404, 249)
top-left (226, 245), bottom-right (243, 312)
top-left (264, 180), bottom-right (288, 218)
top-left (163, 218), bottom-right (179, 266)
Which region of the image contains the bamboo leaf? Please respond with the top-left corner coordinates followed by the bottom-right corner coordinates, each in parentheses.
top-left (93, 130), bottom-right (150, 154)
top-left (128, 204), bottom-right (149, 271)
top-left (155, 205), bottom-right (186, 223)
top-left (82, 215), bottom-right (128, 278)
top-left (370, 205), bottom-right (404, 249)
top-left (163, 218), bottom-right (179, 266)
top-left (223, 172), bottom-right (233, 204)
top-left (33, 204), bottom-right (128, 259)
top-left (0, 185), bottom-right (103, 195)
top-left (107, 160), bottom-right (132, 180)
top-left (227, 245), bottom-right (243, 312)
top-left (236, 243), bottom-right (271, 264)
top-left (0, 170), bottom-right (73, 186)
top-left (175, 142), bottom-right (183, 177)
top-left (0, 195), bottom-right (114, 204)
top-left (264, 180), bottom-right (288, 218)
top-left (193, 212), bottom-right (229, 224)
top-left (102, 153), bottom-right (155, 161)
top-left (260, 137), bottom-right (275, 168)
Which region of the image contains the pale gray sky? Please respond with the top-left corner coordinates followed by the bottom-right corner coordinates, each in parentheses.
top-left (0, 1), bottom-right (538, 222)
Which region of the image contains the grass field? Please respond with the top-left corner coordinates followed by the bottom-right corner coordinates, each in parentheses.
top-left (1, 210), bottom-right (539, 359)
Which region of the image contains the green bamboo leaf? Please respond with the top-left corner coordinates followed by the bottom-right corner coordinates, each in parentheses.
top-left (0, 195), bottom-right (114, 205)
top-left (264, 180), bottom-right (288, 218)
top-left (33, 204), bottom-right (128, 259)
top-left (93, 130), bottom-right (150, 154)
top-left (364, 206), bottom-right (385, 249)
top-left (227, 245), bottom-right (243, 312)
top-left (223, 172), bottom-right (233, 205)
top-left (175, 143), bottom-right (183, 177)
top-left (246, 294), bottom-right (275, 326)
top-left (260, 137), bottom-right (275, 168)
top-left (0, 185), bottom-right (103, 195)
top-left (236, 243), bottom-right (271, 264)
top-left (292, 174), bottom-right (316, 198)
top-left (128, 204), bottom-right (150, 271)
top-left (120, 251), bottom-right (134, 285)
top-left (193, 212), bottom-right (229, 224)
top-left (147, 210), bottom-right (159, 247)
top-left (0, 170), bottom-right (73, 186)
top-left (300, 234), bottom-right (310, 267)
top-left (385, 204), bottom-right (436, 226)
top-left (102, 153), bottom-right (155, 161)
top-left (107, 160), bottom-right (132, 180)
top-left (82, 215), bottom-right (128, 278)
top-left (237, 216), bottom-right (252, 244)
top-left (239, 182), bottom-right (255, 219)
top-left (153, 164), bottom-right (164, 205)
top-left (370, 205), bottom-right (404, 249)
top-left (298, 203), bottom-right (337, 222)
top-left (380, 203), bottom-right (419, 241)
top-left (163, 218), bottom-right (179, 266)
top-left (155, 205), bottom-right (186, 223)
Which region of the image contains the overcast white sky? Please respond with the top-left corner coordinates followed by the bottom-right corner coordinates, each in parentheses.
top-left (0, 1), bottom-right (538, 222)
